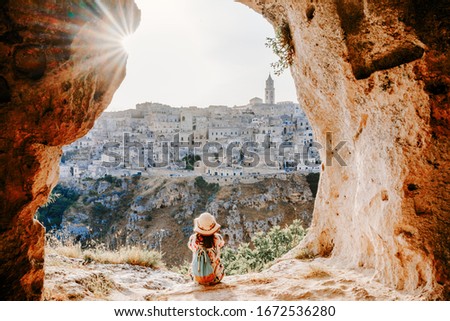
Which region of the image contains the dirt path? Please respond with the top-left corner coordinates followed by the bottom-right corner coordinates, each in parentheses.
top-left (44, 253), bottom-right (421, 301)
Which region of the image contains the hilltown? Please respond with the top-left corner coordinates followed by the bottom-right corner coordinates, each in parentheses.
top-left (61, 76), bottom-right (321, 184)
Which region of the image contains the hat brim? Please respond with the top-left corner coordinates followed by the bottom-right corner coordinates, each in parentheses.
top-left (194, 218), bottom-right (221, 236)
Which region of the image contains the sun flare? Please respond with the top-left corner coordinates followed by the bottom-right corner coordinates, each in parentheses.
top-left (121, 34), bottom-right (135, 54)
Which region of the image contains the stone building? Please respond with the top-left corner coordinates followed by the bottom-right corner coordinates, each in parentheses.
top-left (60, 75), bottom-right (320, 179)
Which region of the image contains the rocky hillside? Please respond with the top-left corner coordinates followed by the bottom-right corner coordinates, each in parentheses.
top-left (39, 173), bottom-right (317, 267)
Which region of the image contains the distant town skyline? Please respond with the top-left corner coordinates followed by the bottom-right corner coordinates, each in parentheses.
top-left (107, 0), bottom-right (297, 112)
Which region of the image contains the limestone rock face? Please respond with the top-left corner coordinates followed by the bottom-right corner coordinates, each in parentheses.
top-left (239, 0), bottom-right (449, 298)
top-left (53, 174), bottom-right (313, 267)
top-left (0, 0), bottom-right (140, 300)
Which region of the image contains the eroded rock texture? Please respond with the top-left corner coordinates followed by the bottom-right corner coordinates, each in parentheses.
top-left (239, 0), bottom-right (449, 298)
top-left (0, 0), bottom-right (140, 300)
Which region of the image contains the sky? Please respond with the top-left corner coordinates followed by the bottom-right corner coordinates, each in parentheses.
top-left (107, 0), bottom-right (297, 111)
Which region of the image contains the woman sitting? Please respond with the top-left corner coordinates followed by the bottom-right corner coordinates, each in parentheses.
top-left (188, 212), bottom-right (225, 285)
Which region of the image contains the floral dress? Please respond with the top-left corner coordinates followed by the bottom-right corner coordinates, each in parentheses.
top-left (188, 233), bottom-right (225, 284)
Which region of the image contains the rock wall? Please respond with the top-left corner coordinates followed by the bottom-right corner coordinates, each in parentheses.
top-left (239, 0), bottom-right (449, 298)
top-left (0, 0), bottom-right (140, 300)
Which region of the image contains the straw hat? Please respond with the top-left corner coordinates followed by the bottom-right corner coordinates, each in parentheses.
top-left (194, 212), bottom-right (220, 236)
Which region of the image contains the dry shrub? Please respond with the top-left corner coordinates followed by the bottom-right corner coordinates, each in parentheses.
top-left (42, 287), bottom-right (85, 301)
top-left (83, 246), bottom-right (163, 269)
top-left (52, 243), bottom-right (83, 259)
top-left (304, 265), bottom-right (332, 279)
top-left (46, 231), bottom-right (83, 259)
top-left (76, 273), bottom-right (117, 298)
top-left (46, 231), bottom-right (163, 269)
top-left (294, 247), bottom-right (315, 260)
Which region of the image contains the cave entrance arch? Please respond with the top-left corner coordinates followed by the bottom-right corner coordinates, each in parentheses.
top-left (38, 0), bottom-right (322, 274)
top-left (1, 0), bottom-right (449, 301)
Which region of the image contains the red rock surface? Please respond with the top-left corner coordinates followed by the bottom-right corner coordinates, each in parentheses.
top-left (0, 0), bottom-right (140, 300)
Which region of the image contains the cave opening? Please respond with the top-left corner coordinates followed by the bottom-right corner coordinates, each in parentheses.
top-left (37, 0), bottom-right (322, 282)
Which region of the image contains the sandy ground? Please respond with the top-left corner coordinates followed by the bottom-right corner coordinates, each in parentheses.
top-left (44, 253), bottom-right (422, 301)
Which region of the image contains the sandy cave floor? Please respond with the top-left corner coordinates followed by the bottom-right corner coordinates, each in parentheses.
top-left (43, 253), bottom-right (423, 301)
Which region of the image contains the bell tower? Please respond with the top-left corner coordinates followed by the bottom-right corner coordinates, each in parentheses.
top-left (265, 74), bottom-right (275, 104)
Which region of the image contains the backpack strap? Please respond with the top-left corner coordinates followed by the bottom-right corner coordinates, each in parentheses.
top-left (196, 247), bottom-right (208, 273)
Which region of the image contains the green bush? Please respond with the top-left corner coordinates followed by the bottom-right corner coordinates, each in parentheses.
top-left (193, 176), bottom-right (220, 212)
top-left (183, 154), bottom-right (201, 171)
top-left (100, 175), bottom-right (115, 184)
top-left (36, 185), bottom-right (80, 230)
top-left (194, 176), bottom-right (219, 193)
top-left (221, 220), bottom-right (305, 275)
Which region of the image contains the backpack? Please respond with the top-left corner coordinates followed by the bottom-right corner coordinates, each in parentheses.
top-left (192, 247), bottom-right (215, 285)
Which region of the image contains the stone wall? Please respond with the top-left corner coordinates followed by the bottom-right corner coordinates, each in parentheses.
top-left (239, 0), bottom-right (449, 299)
top-left (203, 173), bottom-right (289, 186)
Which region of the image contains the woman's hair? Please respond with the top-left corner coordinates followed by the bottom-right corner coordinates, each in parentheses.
top-left (197, 233), bottom-right (214, 249)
